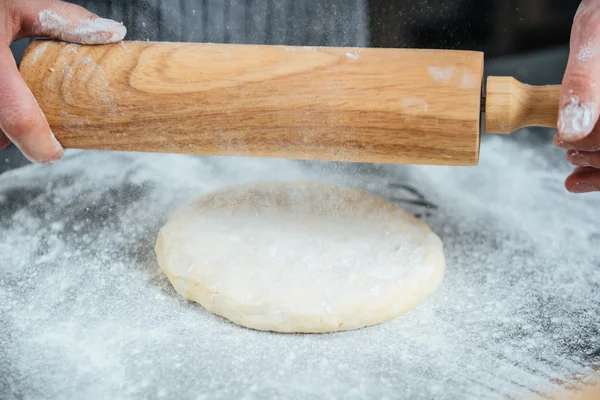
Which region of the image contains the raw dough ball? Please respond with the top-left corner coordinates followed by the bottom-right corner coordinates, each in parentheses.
top-left (155, 180), bottom-right (445, 333)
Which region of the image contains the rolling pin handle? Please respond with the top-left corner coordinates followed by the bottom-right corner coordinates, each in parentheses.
top-left (484, 76), bottom-right (561, 135)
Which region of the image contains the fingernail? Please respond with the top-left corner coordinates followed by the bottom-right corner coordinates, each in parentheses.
top-left (558, 96), bottom-right (597, 140)
top-left (570, 181), bottom-right (595, 193)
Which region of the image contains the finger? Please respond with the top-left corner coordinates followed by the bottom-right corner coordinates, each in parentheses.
top-left (554, 127), bottom-right (600, 151)
top-left (565, 166), bottom-right (600, 193)
top-left (0, 45), bottom-right (63, 163)
top-left (17, 0), bottom-right (126, 45)
top-left (0, 131), bottom-right (11, 150)
top-left (557, 0), bottom-right (600, 142)
top-left (566, 149), bottom-right (600, 167)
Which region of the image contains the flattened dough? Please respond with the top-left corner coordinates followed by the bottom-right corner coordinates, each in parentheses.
top-left (155, 181), bottom-right (445, 333)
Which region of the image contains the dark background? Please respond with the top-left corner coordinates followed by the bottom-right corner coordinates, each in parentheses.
top-left (4, 0), bottom-right (582, 173)
top-left (370, 0), bottom-right (579, 57)
top-left (63, 0), bottom-right (582, 55)
top-left (10, 0), bottom-right (581, 62)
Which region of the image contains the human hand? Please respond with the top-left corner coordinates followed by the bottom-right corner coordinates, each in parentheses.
top-left (554, 0), bottom-right (600, 193)
top-left (0, 0), bottom-right (126, 163)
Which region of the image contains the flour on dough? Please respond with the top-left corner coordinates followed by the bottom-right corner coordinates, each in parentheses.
top-left (155, 180), bottom-right (446, 333)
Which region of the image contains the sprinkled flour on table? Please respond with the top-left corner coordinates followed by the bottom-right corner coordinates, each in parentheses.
top-left (0, 131), bottom-right (599, 399)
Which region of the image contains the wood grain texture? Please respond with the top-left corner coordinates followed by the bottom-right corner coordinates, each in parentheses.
top-left (485, 76), bottom-right (560, 134)
top-left (20, 40), bottom-right (484, 166)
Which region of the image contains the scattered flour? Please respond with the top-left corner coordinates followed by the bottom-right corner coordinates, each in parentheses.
top-left (345, 52), bottom-right (359, 61)
top-left (576, 45), bottom-right (596, 63)
top-left (459, 71), bottom-right (477, 89)
top-left (0, 130), bottom-right (599, 399)
top-left (428, 66), bottom-right (454, 84)
top-left (69, 18), bottom-right (127, 44)
top-left (27, 41), bottom-right (49, 64)
top-left (38, 10), bottom-right (68, 31)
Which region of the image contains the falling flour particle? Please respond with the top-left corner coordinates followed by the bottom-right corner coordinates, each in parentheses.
top-left (558, 96), bottom-right (596, 139)
top-left (428, 66), bottom-right (454, 84)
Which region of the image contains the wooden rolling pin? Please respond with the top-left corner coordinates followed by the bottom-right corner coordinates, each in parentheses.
top-left (19, 40), bottom-right (560, 166)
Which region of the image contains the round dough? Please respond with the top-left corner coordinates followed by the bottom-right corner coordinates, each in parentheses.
top-left (155, 180), bottom-right (445, 333)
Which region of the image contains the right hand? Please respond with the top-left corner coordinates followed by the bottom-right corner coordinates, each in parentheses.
top-left (554, 0), bottom-right (600, 193)
top-left (0, 0), bottom-right (127, 163)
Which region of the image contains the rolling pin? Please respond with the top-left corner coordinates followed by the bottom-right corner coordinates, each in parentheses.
top-left (19, 40), bottom-right (560, 166)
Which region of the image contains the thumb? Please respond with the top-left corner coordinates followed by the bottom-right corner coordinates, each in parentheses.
top-left (18, 0), bottom-right (127, 45)
top-left (0, 45), bottom-right (63, 163)
top-left (557, 0), bottom-right (600, 142)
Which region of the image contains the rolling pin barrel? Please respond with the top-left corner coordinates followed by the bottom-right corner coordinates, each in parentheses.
top-left (20, 40), bottom-right (484, 166)
top-left (19, 40), bottom-right (561, 166)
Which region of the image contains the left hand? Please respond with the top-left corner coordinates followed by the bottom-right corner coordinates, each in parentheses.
top-left (0, 0), bottom-right (126, 163)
